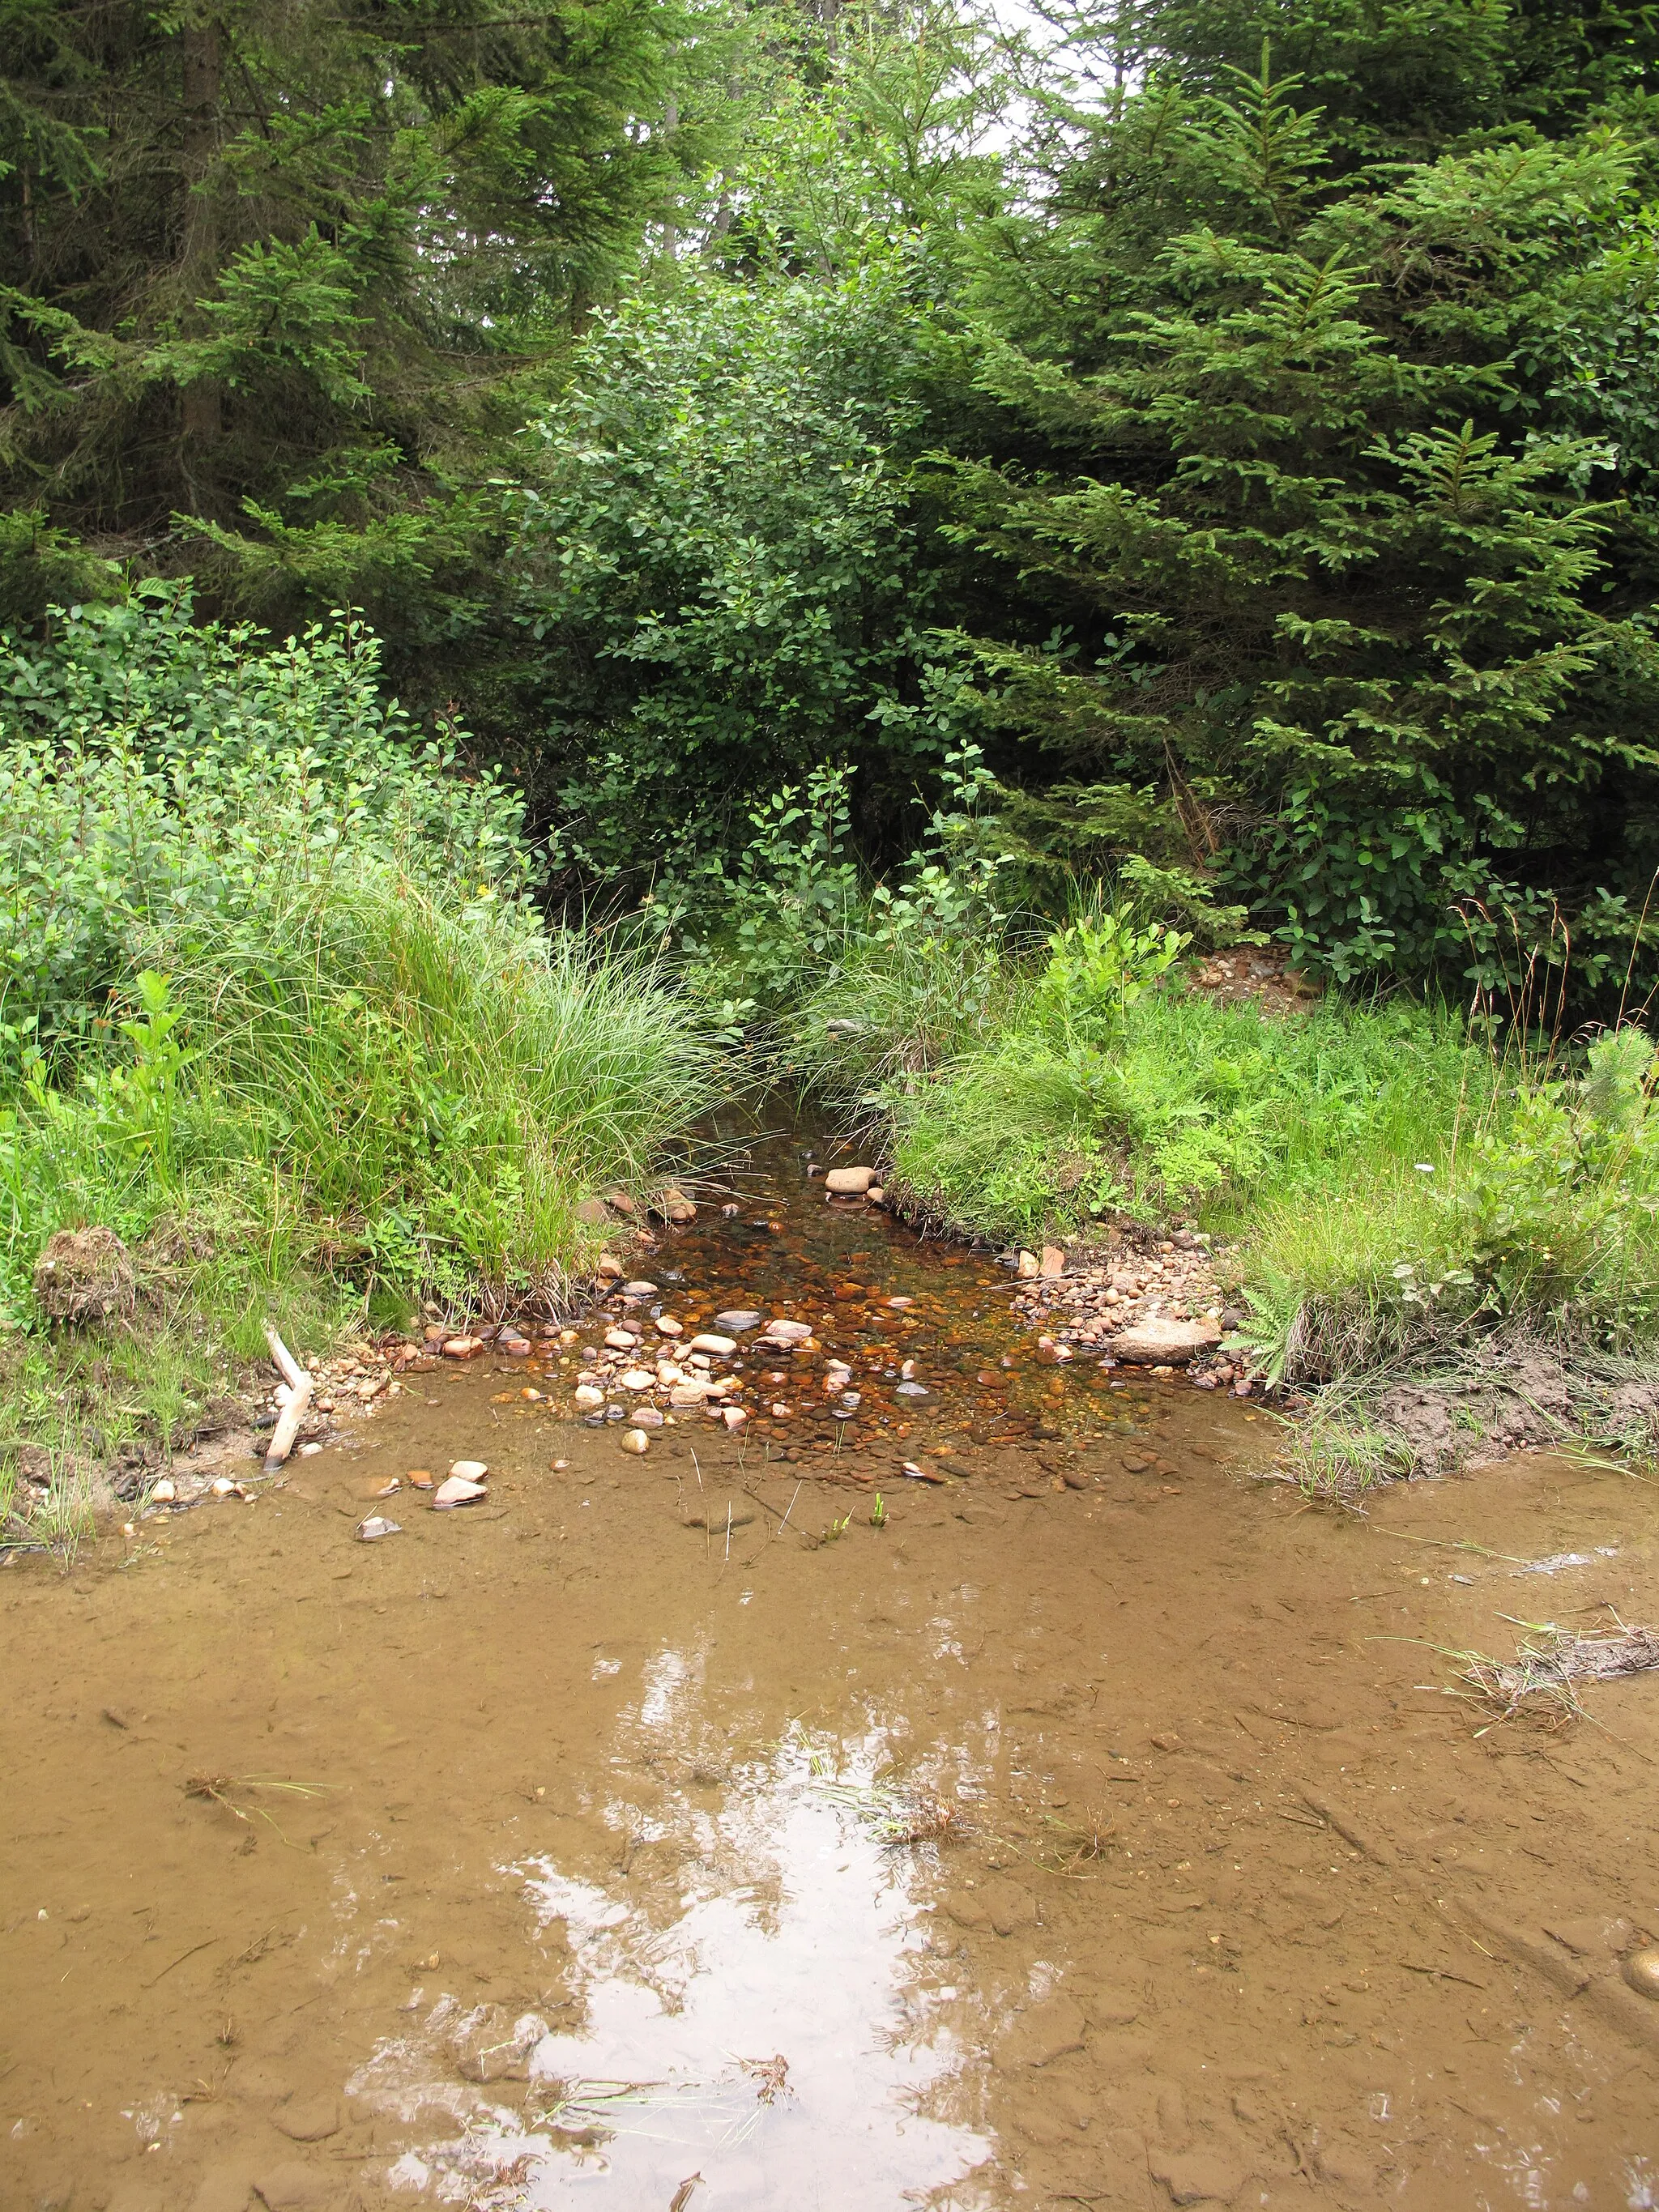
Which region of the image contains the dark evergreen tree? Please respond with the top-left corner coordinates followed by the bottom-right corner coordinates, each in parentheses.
top-left (0, 0), bottom-right (713, 642)
top-left (939, 11), bottom-right (1659, 987)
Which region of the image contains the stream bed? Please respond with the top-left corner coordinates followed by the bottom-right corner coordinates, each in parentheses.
top-left (3, 1122), bottom-right (1658, 2211)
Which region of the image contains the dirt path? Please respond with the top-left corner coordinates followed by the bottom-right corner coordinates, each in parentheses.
top-left (3, 1127), bottom-right (1657, 2211)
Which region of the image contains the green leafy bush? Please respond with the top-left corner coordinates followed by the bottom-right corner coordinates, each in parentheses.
top-left (0, 599), bottom-right (719, 1485)
top-left (675, 765), bottom-right (865, 1016)
top-left (510, 266), bottom-right (968, 891)
top-left (0, 589), bottom-right (529, 1051)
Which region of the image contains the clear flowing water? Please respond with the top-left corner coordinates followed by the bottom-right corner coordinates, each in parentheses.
top-left (3, 1120), bottom-right (1658, 2212)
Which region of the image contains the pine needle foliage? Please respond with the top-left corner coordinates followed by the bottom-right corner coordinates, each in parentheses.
top-left (942, 19), bottom-right (1659, 991)
top-left (0, 0), bottom-right (712, 644)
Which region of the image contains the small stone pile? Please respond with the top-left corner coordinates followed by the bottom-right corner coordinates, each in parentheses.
top-left (281, 1331), bottom-right (436, 1434)
top-left (555, 1281), bottom-right (817, 1447)
top-left (552, 1283), bottom-right (944, 1455)
top-left (817, 1163), bottom-right (888, 1204)
top-left (1008, 1231), bottom-right (1262, 1394)
top-left (576, 1183), bottom-right (693, 1230)
top-left (1188, 944), bottom-right (1321, 1015)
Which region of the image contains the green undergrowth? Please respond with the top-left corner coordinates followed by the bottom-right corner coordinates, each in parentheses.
top-left (789, 910), bottom-right (1482, 1244)
top-left (0, 1259), bottom-right (339, 1544)
top-left (787, 906), bottom-right (1659, 1495)
top-left (2, 889), bottom-right (714, 1529)
top-left (0, 598), bottom-right (720, 1531)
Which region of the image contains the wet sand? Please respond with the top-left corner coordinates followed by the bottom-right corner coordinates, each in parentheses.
top-left (4, 1129), bottom-right (1657, 2211)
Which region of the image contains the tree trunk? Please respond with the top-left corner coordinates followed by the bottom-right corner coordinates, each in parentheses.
top-left (178, 19), bottom-right (223, 489)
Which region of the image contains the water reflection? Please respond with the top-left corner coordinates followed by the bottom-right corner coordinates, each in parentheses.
top-left (359, 1647), bottom-right (995, 2206)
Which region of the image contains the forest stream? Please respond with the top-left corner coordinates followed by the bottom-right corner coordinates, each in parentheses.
top-left (3, 1119), bottom-right (1657, 2212)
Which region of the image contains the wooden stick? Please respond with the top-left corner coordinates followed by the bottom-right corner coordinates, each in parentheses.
top-left (263, 1323), bottom-right (313, 1469)
top-left (264, 1324), bottom-right (306, 1393)
top-left (264, 1375), bottom-right (313, 1472)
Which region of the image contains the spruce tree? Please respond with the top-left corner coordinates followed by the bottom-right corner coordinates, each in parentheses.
top-left (944, 15), bottom-right (1659, 986)
top-left (0, 0), bottom-right (707, 640)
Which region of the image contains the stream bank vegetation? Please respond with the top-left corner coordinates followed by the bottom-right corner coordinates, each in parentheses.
top-left (0, 598), bottom-right (718, 1533)
top-left (774, 848), bottom-right (1659, 1495)
top-left (7, 596), bottom-right (1659, 1528)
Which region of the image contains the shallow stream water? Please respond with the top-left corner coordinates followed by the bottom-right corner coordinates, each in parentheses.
top-left (4, 1121), bottom-right (1658, 2211)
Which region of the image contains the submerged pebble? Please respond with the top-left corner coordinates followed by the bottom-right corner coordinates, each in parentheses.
top-left (714, 1310), bottom-right (761, 1332)
top-left (356, 1515), bottom-right (401, 1541)
top-left (1626, 1947), bottom-right (1659, 1998)
top-left (621, 1428), bottom-right (650, 1455)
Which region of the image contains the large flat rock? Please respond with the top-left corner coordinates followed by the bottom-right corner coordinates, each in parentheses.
top-left (1109, 1317), bottom-right (1219, 1365)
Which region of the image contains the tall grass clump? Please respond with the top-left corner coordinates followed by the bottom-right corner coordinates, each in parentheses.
top-left (0, 593), bottom-right (719, 1511)
top-left (793, 900), bottom-right (1482, 1243)
top-left (1247, 1023), bottom-right (1659, 1382)
top-left (172, 872), bottom-right (719, 1302)
top-left (786, 918), bottom-right (1015, 1105)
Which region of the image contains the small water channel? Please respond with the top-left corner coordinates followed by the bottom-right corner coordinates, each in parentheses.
top-left (3, 1118), bottom-right (1657, 2211)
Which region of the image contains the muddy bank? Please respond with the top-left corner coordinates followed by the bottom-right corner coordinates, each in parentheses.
top-left (3, 1125), bottom-right (1658, 2211)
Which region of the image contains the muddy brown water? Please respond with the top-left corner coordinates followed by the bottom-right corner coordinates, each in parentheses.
top-left (4, 1125), bottom-right (1659, 2212)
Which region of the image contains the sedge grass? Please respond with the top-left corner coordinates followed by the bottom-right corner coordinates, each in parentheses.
top-left (2, 871), bottom-right (723, 1522)
top-left (173, 870), bottom-right (723, 1304)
